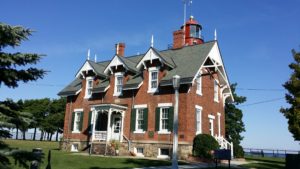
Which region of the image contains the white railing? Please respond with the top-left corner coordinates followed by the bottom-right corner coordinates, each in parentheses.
top-left (94, 131), bottom-right (107, 141)
top-left (215, 135), bottom-right (234, 158)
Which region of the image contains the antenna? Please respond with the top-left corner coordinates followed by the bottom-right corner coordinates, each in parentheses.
top-left (189, 0), bottom-right (193, 17)
top-left (183, 0), bottom-right (187, 45)
top-left (214, 29), bottom-right (217, 41)
top-left (87, 49), bottom-right (90, 60)
top-left (151, 35), bottom-right (154, 47)
top-left (94, 54), bottom-right (97, 62)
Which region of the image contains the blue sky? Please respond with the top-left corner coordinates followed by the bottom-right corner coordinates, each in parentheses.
top-left (1, 0), bottom-right (300, 150)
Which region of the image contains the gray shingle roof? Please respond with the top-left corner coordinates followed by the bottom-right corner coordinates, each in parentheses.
top-left (58, 41), bottom-right (215, 96)
top-left (58, 78), bottom-right (82, 96)
top-left (92, 79), bottom-right (110, 93)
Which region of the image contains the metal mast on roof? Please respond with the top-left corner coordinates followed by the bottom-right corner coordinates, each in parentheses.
top-left (87, 49), bottom-right (90, 60)
top-left (183, 0), bottom-right (187, 45)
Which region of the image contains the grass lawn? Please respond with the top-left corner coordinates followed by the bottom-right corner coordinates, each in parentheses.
top-left (239, 155), bottom-right (285, 169)
top-left (4, 139), bottom-right (185, 169)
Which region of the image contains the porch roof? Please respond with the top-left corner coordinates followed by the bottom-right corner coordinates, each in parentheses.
top-left (91, 103), bottom-right (128, 111)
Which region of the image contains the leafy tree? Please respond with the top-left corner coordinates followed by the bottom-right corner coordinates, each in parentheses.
top-left (225, 83), bottom-right (246, 158)
top-left (0, 22), bottom-right (46, 168)
top-left (280, 49), bottom-right (300, 141)
top-left (22, 98), bottom-right (51, 140)
top-left (48, 98), bottom-right (66, 141)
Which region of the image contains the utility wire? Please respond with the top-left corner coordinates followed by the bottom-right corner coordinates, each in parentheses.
top-left (238, 97), bottom-right (285, 107)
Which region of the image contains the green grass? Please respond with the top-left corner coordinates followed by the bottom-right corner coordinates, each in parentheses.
top-left (239, 155), bottom-right (285, 169)
top-left (4, 139), bottom-right (185, 169)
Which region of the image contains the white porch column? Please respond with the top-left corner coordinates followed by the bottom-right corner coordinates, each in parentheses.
top-left (119, 111), bottom-right (125, 142)
top-left (217, 112), bottom-right (221, 137)
top-left (106, 108), bottom-right (112, 142)
top-left (91, 108), bottom-right (97, 141)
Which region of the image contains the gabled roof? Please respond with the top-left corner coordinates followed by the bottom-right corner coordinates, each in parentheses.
top-left (75, 60), bottom-right (108, 78)
top-left (59, 41), bottom-right (233, 102)
top-left (58, 78), bottom-right (82, 96)
top-left (136, 47), bottom-right (175, 69)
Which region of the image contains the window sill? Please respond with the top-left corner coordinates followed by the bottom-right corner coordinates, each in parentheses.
top-left (113, 93), bottom-right (122, 97)
top-left (147, 89), bottom-right (158, 94)
top-left (196, 91), bottom-right (202, 96)
top-left (136, 153), bottom-right (145, 157)
top-left (72, 131), bottom-right (81, 134)
top-left (214, 99), bottom-right (219, 103)
top-left (157, 131), bottom-right (171, 134)
top-left (196, 131), bottom-right (202, 135)
top-left (133, 131), bottom-right (145, 134)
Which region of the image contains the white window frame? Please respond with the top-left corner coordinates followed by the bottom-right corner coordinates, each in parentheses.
top-left (217, 112), bottom-right (221, 137)
top-left (195, 105), bottom-right (202, 135)
top-left (134, 147), bottom-right (144, 157)
top-left (157, 148), bottom-right (170, 159)
top-left (208, 114), bottom-right (215, 136)
top-left (113, 72), bottom-right (124, 96)
top-left (84, 77), bottom-right (93, 98)
top-left (196, 74), bottom-right (202, 95)
top-left (214, 79), bottom-right (219, 102)
top-left (135, 108), bottom-right (145, 133)
top-left (148, 67), bottom-right (159, 93)
top-left (158, 107), bottom-right (171, 134)
top-left (71, 143), bottom-right (79, 152)
top-left (72, 109), bottom-right (83, 133)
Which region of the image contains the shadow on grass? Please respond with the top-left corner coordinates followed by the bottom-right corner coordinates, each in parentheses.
top-left (245, 157), bottom-right (285, 164)
top-left (241, 161), bottom-right (285, 169)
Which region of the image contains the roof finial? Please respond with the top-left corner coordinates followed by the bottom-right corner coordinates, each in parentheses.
top-left (214, 29), bottom-right (217, 41)
top-left (151, 35), bottom-right (154, 48)
top-left (94, 54), bottom-right (97, 62)
top-left (87, 49), bottom-right (90, 60)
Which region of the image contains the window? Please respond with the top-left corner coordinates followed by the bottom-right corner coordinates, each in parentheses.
top-left (148, 67), bottom-right (159, 93)
top-left (190, 25), bottom-right (200, 38)
top-left (208, 114), bottom-right (215, 136)
top-left (214, 80), bottom-right (219, 102)
top-left (71, 144), bottom-right (79, 152)
top-left (157, 148), bottom-right (170, 159)
top-left (114, 72), bottom-right (123, 96)
top-left (161, 108), bottom-right (169, 132)
top-left (73, 111), bottom-right (82, 132)
top-left (135, 147), bottom-right (144, 157)
top-left (196, 75), bottom-right (202, 95)
top-left (85, 77), bottom-right (93, 98)
top-left (136, 109), bottom-right (144, 131)
top-left (195, 105), bottom-right (202, 134)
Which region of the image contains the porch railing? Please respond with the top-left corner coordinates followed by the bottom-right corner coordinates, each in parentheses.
top-left (94, 131), bottom-right (107, 141)
top-left (214, 135), bottom-right (233, 158)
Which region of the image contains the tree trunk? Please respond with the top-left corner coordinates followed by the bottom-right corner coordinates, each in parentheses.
top-left (16, 127), bottom-right (19, 140)
top-left (33, 127), bottom-right (37, 140)
top-left (55, 129), bottom-right (59, 141)
top-left (40, 131), bottom-right (44, 141)
top-left (22, 130), bottom-right (26, 140)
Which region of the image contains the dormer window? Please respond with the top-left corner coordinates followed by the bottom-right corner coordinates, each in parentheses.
top-left (114, 72), bottom-right (124, 96)
top-left (148, 67), bottom-right (159, 93)
top-left (85, 77), bottom-right (93, 98)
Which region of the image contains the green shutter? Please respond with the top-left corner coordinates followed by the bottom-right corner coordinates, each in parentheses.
top-left (130, 109), bottom-right (136, 132)
top-left (79, 112), bottom-right (84, 131)
top-left (88, 111), bottom-right (92, 134)
top-left (71, 112), bottom-right (75, 131)
top-left (143, 108), bottom-right (148, 131)
top-left (155, 107), bottom-right (160, 131)
top-left (168, 107), bottom-right (174, 132)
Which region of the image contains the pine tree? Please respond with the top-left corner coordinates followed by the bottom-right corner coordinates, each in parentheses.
top-left (280, 49), bottom-right (300, 141)
top-left (0, 22), bottom-right (46, 169)
top-left (0, 22), bottom-right (46, 88)
top-left (225, 83), bottom-right (246, 158)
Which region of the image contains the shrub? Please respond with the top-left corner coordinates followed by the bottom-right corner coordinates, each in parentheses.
top-left (192, 134), bottom-right (219, 159)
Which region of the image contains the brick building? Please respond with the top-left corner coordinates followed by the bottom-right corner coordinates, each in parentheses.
top-left (58, 16), bottom-right (233, 159)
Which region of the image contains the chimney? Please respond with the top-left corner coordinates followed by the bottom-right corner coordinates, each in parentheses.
top-left (115, 42), bottom-right (125, 57)
top-left (173, 30), bottom-right (184, 49)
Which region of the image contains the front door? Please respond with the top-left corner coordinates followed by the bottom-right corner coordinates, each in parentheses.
top-left (111, 115), bottom-right (121, 140)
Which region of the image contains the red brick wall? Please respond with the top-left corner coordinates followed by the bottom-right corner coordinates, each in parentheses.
top-left (63, 67), bottom-right (225, 144)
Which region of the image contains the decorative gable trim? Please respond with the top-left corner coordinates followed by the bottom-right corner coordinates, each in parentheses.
top-left (136, 48), bottom-right (161, 69)
top-left (104, 55), bottom-right (129, 74)
top-left (75, 61), bottom-right (95, 78)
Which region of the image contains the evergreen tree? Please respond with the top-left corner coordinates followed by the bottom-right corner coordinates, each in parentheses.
top-left (225, 83), bottom-right (246, 158)
top-left (280, 49), bottom-right (300, 141)
top-left (0, 22), bottom-right (46, 169)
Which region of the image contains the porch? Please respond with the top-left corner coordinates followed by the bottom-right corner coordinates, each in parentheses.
top-left (90, 104), bottom-right (127, 143)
